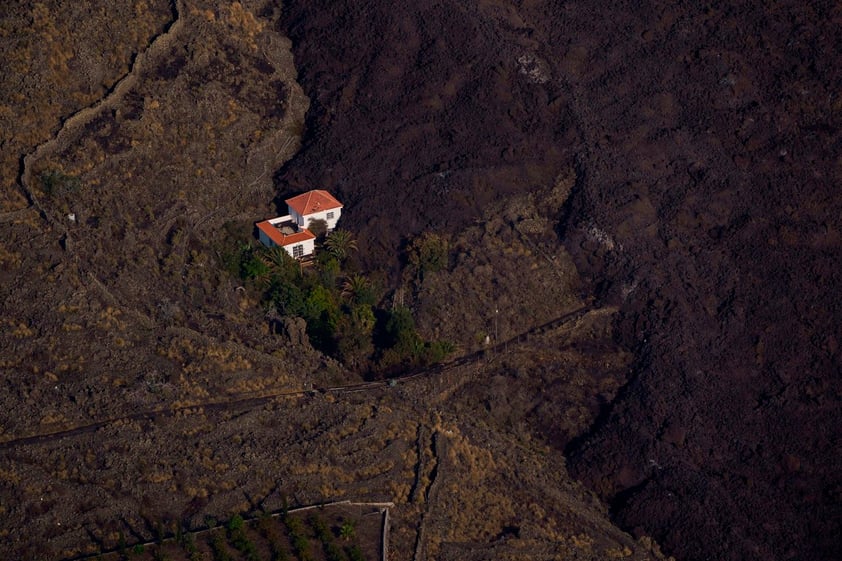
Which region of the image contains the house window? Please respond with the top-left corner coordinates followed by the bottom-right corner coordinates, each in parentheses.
top-left (326, 212), bottom-right (334, 220)
top-left (292, 244), bottom-right (304, 259)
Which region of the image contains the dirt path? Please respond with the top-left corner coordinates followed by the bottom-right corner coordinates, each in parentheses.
top-left (0, 304), bottom-right (595, 451)
top-left (18, 0), bottom-right (185, 224)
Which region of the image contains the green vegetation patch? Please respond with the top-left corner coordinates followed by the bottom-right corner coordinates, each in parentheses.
top-left (226, 228), bottom-right (454, 376)
top-left (93, 508), bottom-right (375, 561)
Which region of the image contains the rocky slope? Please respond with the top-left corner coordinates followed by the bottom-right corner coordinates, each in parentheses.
top-left (2, 0), bottom-right (839, 559)
top-left (276, 1), bottom-right (841, 560)
top-left (1, 1), bottom-right (669, 560)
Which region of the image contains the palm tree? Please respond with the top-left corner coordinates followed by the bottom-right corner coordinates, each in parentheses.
top-left (325, 229), bottom-right (357, 261)
top-left (257, 246), bottom-right (296, 285)
top-left (339, 520), bottom-right (356, 540)
top-left (341, 273), bottom-right (371, 302)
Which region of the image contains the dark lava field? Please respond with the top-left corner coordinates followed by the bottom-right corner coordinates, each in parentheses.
top-left (2, 1), bottom-right (840, 560)
top-left (278, 1), bottom-right (841, 560)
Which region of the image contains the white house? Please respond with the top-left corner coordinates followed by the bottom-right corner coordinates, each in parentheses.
top-left (255, 190), bottom-right (343, 259)
top-left (285, 190), bottom-right (343, 231)
top-left (256, 216), bottom-right (317, 259)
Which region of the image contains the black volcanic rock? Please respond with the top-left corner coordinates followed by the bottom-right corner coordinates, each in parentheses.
top-left (277, 1), bottom-right (842, 560)
top-left (277, 0), bottom-right (579, 270)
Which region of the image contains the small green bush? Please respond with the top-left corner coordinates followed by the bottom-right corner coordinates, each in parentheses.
top-left (347, 544), bottom-right (366, 561)
top-left (209, 531), bottom-right (233, 561)
top-left (309, 514), bottom-right (330, 542)
top-left (227, 514), bottom-right (244, 533)
top-left (40, 169), bottom-right (81, 196)
top-left (339, 519), bottom-right (356, 540)
top-left (406, 232), bottom-right (450, 278)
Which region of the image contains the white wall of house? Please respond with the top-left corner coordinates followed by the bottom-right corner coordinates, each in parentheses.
top-left (288, 207), bottom-right (342, 231)
top-left (282, 238), bottom-right (316, 259)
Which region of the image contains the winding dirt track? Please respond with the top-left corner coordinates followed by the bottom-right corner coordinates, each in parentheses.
top-left (0, 304), bottom-right (594, 451)
top-left (18, 0), bottom-right (185, 213)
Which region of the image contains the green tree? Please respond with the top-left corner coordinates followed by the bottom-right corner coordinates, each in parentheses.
top-left (422, 340), bottom-right (456, 365)
top-left (406, 232), bottom-right (449, 278)
top-left (303, 284), bottom-right (340, 351)
top-left (227, 514), bottom-right (244, 532)
top-left (269, 277), bottom-right (307, 317)
top-left (383, 306), bottom-right (419, 350)
top-left (334, 304), bottom-right (376, 368)
top-left (259, 246), bottom-right (302, 284)
top-left (285, 516), bottom-right (312, 561)
top-left (307, 218), bottom-right (328, 239)
top-left (325, 229), bottom-right (358, 261)
top-left (209, 531), bottom-right (233, 561)
top-left (237, 245), bottom-right (270, 282)
top-left (341, 274), bottom-right (376, 306)
top-left (316, 252), bottom-right (341, 289)
top-left (347, 544), bottom-right (365, 561)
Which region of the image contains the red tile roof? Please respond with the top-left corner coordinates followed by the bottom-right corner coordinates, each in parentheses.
top-left (285, 190), bottom-right (343, 217)
top-left (256, 220), bottom-right (316, 247)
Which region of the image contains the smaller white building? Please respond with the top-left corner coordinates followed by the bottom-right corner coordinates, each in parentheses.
top-left (256, 215), bottom-right (316, 259)
top-left (285, 190), bottom-right (343, 231)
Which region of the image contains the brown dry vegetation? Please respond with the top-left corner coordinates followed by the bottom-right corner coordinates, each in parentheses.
top-left (1, 0), bottom-right (313, 441)
top-left (412, 171), bottom-right (581, 349)
top-left (0, 0), bottom-right (173, 211)
top-left (1, 2), bottom-right (677, 561)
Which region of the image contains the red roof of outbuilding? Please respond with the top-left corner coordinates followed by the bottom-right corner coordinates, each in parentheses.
top-left (256, 220), bottom-right (316, 247)
top-left (285, 190), bottom-right (343, 216)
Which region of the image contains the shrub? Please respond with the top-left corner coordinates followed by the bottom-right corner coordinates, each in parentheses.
top-left (270, 539), bottom-right (290, 561)
top-left (406, 232), bottom-right (450, 278)
top-left (324, 541), bottom-right (344, 561)
top-left (347, 544), bottom-right (366, 561)
top-left (292, 533), bottom-right (312, 561)
top-left (181, 533), bottom-right (198, 554)
top-left (422, 340), bottom-right (456, 365)
top-left (40, 169), bottom-right (81, 196)
top-left (209, 531), bottom-right (233, 561)
top-left (339, 519), bottom-right (356, 540)
top-left (285, 516), bottom-right (312, 561)
top-left (227, 514), bottom-right (244, 533)
top-left (309, 514), bottom-right (330, 542)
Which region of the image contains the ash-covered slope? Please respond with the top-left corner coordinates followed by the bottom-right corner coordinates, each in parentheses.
top-left (276, 1), bottom-right (842, 560)
top-left (278, 0), bottom-right (580, 270)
